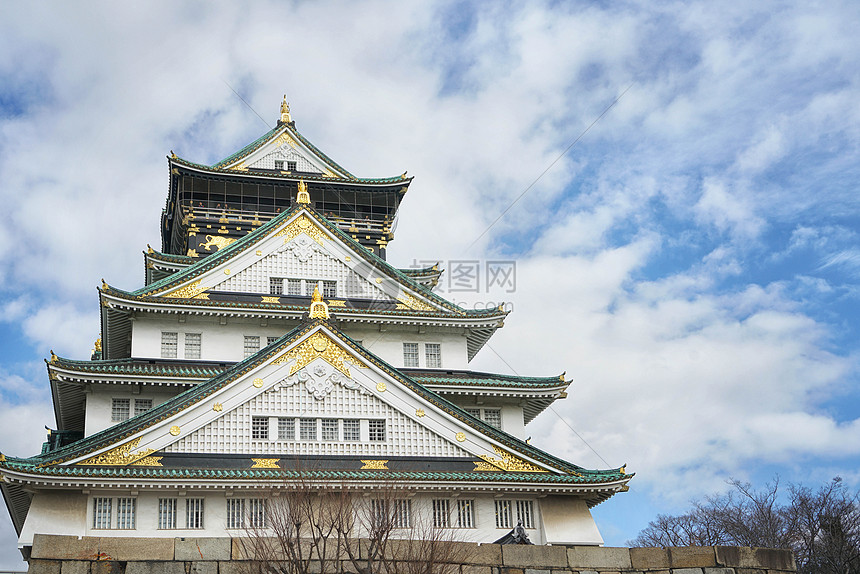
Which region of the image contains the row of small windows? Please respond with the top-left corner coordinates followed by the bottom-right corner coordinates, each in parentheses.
top-left (93, 496), bottom-right (533, 531)
top-left (161, 332), bottom-right (201, 359)
top-left (111, 398), bottom-right (153, 422)
top-left (403, 342), bottom-right (441, 368)
top-left (273, 160), bottom-right (297, 172)
top-left (251, 417), bottom-right (383, 442)
top-left (464, 407), bottom-right (502, 430)
top-left (270, 278), bottom-right (337, 298)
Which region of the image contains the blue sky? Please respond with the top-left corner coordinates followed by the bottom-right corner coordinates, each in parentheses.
top-left (1, 0), bottom-right (859, 567)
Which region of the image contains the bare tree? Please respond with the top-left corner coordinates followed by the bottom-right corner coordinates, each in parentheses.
top-left (630, 477), bottom-right (860, 574)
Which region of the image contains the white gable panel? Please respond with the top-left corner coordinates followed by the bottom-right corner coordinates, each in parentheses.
top-left (209, 234), bottom-right (393, 299)
top-left (164, 364), bottom-right (471, 458)
top-left (249, 147), bottom-right (322, 174)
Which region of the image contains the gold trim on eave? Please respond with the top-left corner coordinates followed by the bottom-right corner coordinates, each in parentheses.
top-left (164, 279), bottom-right (205, 299)
top-left (76, 438), bottom-right (156, 466)
top-left (252, 458), bottom-right (280, 469)
top-left (360, 460), bottom-right (389, 470)
top-left (473, 446), bottom-right (552, 474)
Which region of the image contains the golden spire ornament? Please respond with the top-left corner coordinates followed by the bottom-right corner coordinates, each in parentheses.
top-left (296, 179), bottom-right (310, 204)
top-left (309, 285), bottom-right (329, 319)
top-left (280, 95), bottom-right (291, 124)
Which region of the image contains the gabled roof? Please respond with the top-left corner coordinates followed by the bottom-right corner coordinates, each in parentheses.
top-left (12, 319), bottom-right (627, 484)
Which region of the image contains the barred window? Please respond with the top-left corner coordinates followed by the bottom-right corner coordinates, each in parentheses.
top-left (495, 500), bottom-right (512, 529)
top-left (252, 416), bottom-right (269, 440)
top-left (322, 280), bottom-right (337, 298)
top-left (300, 418), bottom-right (317, 441)
top-left (483, 409), bottom-right (502, 430)
top-left (185, 332), bottom-right (201, 359)
top-left (161, 331), bottom-right (178, 358)
top-left (432, 499), bottom-right (450, 528)
top-left (274, 160), bottom-right (284, 170)
top-left (457, 499), bottom-right (475, 528)
top-left (425, 343), bottom-right (442, 368)
top-left (248, 498), bottom-right (266, 528)
top-left (371, 499), bottom-right (411, 529)
top-left (515, 500), bottom-right (535, 529)
top-left (270, 277), bottom-right (283, 295)
top-left (368, 419), bottom-right (386, 442)
top-left (321, 419), bottom-right (339, 441)
top-left (158, 498), bottom-right (177, 529)
top-left (116, 498), bottom-right (136, 529)
top-left (343, 419), bottom-right (360, 441)
top-left (392, 499), bottom-right (411, 528)
top-left (93, 497), bottom-right (112, 529)
top-left (244, 335), bottom-right (260, 358)
top-left (287, 161), bottom-right (297, 172)
top-left (186, 498), bottom-right (204, 529)
top-left (287, 279), bottom-right (302, 296)
top-left (465, 408), bottom-right (480, 419)
top-left (278, 417), bottom-right (295, 440)
top-left (403, 343), bottom-right (419, 367)
top-left (226, 498), bottom-right (245, 529)
top-left (111, 398), bottom-right (130, 422)
top-left (133, 399), bottom-right (152, 417)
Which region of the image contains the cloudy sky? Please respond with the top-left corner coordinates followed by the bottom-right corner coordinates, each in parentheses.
top-left (1, 0), bottom-right (859, 565)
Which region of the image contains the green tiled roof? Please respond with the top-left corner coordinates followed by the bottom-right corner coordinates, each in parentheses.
top-left (11, 320), bottom-right (626, 484)
top-left (122, 204), bottom-right (503, 320)
top-left (406, 370), bottom-right (567, 390)
top-left (50, 357), bottom-right (225, 379)
top-left (211, 125), bottom-right (283, 169)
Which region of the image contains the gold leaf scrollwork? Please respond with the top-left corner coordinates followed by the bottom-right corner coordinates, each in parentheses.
top-left (275, 214), bottom-right (325, 246)
top-left (272, 331), bottom-right (366, 377)
top-left (360, 460), bottom-right (389, 470)
top-left (261, 296), bottom-right (280, 304)
top-left (129, 456), bottom-right (163, 467)
top-left (396, 293), bottom-right (436, 312)
top-left (163, 280), bottom-right (205, 299)
top-left (474, 446), bottom-right (550, 473)
top-left (77, 438), bottom-right (156, 466)
top-left (251, 458), bottom-right (280, 469)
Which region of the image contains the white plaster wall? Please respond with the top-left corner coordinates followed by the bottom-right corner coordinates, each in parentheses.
top-left (85, 385), bottom-right (179, 437)
top-left (21, 490), bottom-right (604, 546)
top-left (131, 315), bottom-right (470, 370)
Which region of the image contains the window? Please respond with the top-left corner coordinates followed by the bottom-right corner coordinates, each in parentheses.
top-left (274, 160), bottom-right (284, 170)
top-left (185, 333), bottom-right (201, 359)
top-left (226, 498), bottom-right (245, 529)
top-left (343, 419), bottom-right (360, 441)
top-left (134, 399), bottom-right (153, 417)
top-left (248, 498), bottom-right (266, 528)
top-left (252, 416), bottom-right (269, 440)
top-left (321, 419), bottom-right (338, 441)
top-left (267, 336), bottom-right (279, 345)
top-left (111, 399), bottom-right (130, 422)
top-left (495, 500), bottom-right (512, 529)
top-left (278, 417), bottom-right (295, 440)
top-left (425, 343), bottom-right (442, 368)
top-left (403, 343), bottom-right (419, 367)
top-left (515, 500), bottom-right (535, 529)
top-left (270, 277), bottom-right (283, 295)
top-left (93, 497), bottom-right (112, 529)
top-left (371, 499), bottom-right (411, 529)
top-left (287, 279), bottom-right (302, 296)
top-left (287, 161), bottom-right (297, 172)
top-left (244, 335), bottom-right (260, 358)
top-left (322, 280), bottom-right (337, 298)
top-left (304, 281), bottom-right (317, 296)
top-left (300, 418), bottom-right (317, 441)
top-left (117, 498), bottom-right (136, 529)
top-left (368, 419), bottom-right (386, 442)
top-left (432, 499), bottom-right (450, 528)
top-left (158, 498), bottom-right (177, 529)
top-left (186, 498), bottom-right (204, 529)
top-left (465, 408), bottom-right (502, 430)
top-left (161, 331), bottom-right (178, 358)
top-left (457, 499), bottom-right (475, 528)
top-left (227, 498), bottom-right (265, 529)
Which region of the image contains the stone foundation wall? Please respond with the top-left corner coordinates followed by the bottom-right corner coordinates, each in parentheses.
top-left (26, 534), bottom-right (797, 574)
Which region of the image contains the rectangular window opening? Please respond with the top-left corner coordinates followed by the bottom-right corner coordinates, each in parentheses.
top-left (278, 417), bottom-right (295, 440)
top-left (185, 498), bottom-right (204, 529)
top-left (368, 419), bottom-right (386, 442)
top-left (495, 500), bottom-right (512, 530)
top-left (343, 419), bottom-right (360, 441)
top-left (116, 497), bottom-right (136, 530)
top-left (185, 332), bottom-right (201, 359)
top-left (158, 498), bottom-right (177, 529)
top-left (457, 499), bottom-right (475, 528)
top-left (321, 419), bottom-right (338, 441)
top-left (111, 399), bottom-right (130, 422)
top-left (432, 499), bottom-right (450, 528)
top-left (270, 277), bottom-right (284, 295)
top-left (300, 418), bottom-right (317, 441)
top-left (425, 343), bottom-right (442, 368)
top-left (244, 335), bottom-right (261, 358)
top-left (252, 416), bottom-right (269, 440)
top-left (161, 331), bottom-right (178, 358)
top-left (93, 497), bottom-right (112, 529)
top-left (133, 399), bottom-right (153, 417)
top-left (403, 343), bottom-right (419, 368)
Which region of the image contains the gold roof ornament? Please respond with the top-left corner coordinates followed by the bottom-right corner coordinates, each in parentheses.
top-left (94, 337), bottom-right (102, 353)
top-left (309, 286), bottom-right (329, 320)
top-left (280, 95), bottom-right (291, 124)
top-left (296, 179), bottom-right (310, 205)
top-left (101, 278), bottom-right (108, 290)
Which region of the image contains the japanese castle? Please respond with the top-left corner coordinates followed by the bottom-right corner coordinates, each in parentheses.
top-left (0, 98), bottom-right (630, 559)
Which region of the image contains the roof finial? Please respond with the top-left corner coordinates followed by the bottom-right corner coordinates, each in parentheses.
top-left (280, 95), bottom-right (291, 124)
top-left (309, 285), bottom-right (329, 319)
top-left (296, 179), bottom-right (310, 205)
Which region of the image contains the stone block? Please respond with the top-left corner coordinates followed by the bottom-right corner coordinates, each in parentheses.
top-left (61, 561), bottom-right (90, 574)
top-left (703, 569), bottom-right (735, 574)
top-left (524, 569), bottom-right (550, 574)
top-left (503, 544), bottom-right (568, 568)
top-left (754, 548), bottom-right (795, 571)
top-left (187, 562), bottom-right (218, 574)
top-left (736, 569), bottom-right (766, 574)
top-left (673, 569), bottom-right (705, 574)
top-left (460, 567), bottom-right (493, 574)
top-left (27, 560), bottom-right (62, 574)
top-left (125, 563), bottom-right (186, 574)
top-left (566, 546), bottom-right (632, 570)
top-left (217, 562), bottom-right (247, 574)
top-left (175, 537), bottom-right (232, 560)
top-left (630, 547), bottom-right (670, 569)
top-left (97, 537), bottom-right (174, 561)
top-left (499, 568), bottom-right (524, 574)
top-left (90, 562), bottom-right (126, 574)
top-left (466, 543), bottom-right (503, 565)
top-left (670, 547), bottom-right (717, 568)
top-left (32, 535), bottom-right (100, 559)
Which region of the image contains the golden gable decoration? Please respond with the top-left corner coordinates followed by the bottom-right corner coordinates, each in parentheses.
top-left (272, 331), bottom-right (366, 377)
top-left (76, 438), bottom-right (156, 466)
top-left (276, 214), bottom-right (325, 246)
top-left (164, 279), bottom-right (205, 299)
top-left (473, 446), bottom-right (549, 473)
